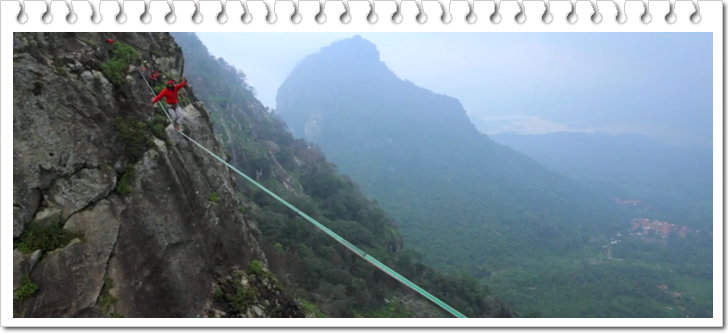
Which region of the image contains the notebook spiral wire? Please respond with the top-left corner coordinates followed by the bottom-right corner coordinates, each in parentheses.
top-left (15, 0), bottom-right (703, 25)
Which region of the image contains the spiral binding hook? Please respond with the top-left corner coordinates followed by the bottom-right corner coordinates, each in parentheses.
top-left (542, 0), bottom-right (553, 23)
top-left (290, 0), bottom-right (302, 24)
top-left (16, 0), bottom-right (28, 24)
top-left (665, 0), bottom-right (677, 23)
top-left (88, 0), bottom-right (101, 23)
top-left (641, 0), bottom-right (652, 23)
top-left (263, 0), bottom-right (276, 23)
top-left (690, 0), bottom-right (701, 23)
top-left (614, 0), bottom-right (627, 23)
top-left (590, 0), bottom-right (602, 24)
top-left (490, 0), bottom-right (501, 24)
top-left (465, 0), bottom-right (476, 23)
top-left (340, 0), bottom-right (351, 24)
top-left (515, 0), bottom-right (525, 23)
top-left (366, 0), bottom-right (377, 24)
top-left (165, 0), bottom-right (176, 23)
top-left (439, 0), bottom-right (451, 23)
top-left (191, 0), bottom-right (203, 23)
top-left (65, 0), bottom-right (77, 23)
top-left (41, 0), bottom-right (53, 23)
top-left (391, 0), bottom-right (403, 24)
top-left (217, 0), bottom-right (228, 23)
top-left (414, 0), bottom-right (426, 23)
top-left (140, 0), bottom-right (151, 23)
top-left (315, 0), bottom-right (326, 23)
top-left (566, 0), bottom-right (577, 23)
top-left (240, 0), bottom-right (252, 23)
top-left (115, 0), bottom-right (127, 23)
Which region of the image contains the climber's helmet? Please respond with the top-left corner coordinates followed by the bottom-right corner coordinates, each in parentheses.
top-left (167, 80), bottom-right (175, 90)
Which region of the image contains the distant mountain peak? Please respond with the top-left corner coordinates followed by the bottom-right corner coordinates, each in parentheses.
top-left (311, 35), bottom-right (381, 65)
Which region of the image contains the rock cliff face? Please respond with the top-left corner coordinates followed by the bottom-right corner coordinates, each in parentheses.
top-left (12, 32), bottom-right (304, 318)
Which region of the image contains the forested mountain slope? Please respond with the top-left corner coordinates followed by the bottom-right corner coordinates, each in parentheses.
top-left (275, 35), bottom-right (625, 273)
top-left (490, 131), bottom-right (713, 231)
top-left (171, 32), bottom-right (520, 318)
top-left (273, 35), bottom-right (713, 318)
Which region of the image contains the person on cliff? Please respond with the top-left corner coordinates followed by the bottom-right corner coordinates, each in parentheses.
top-left (138, 61), bottom-right (160, 87)
top-left (148, 70), bottom-right (160, 86)
top-left (152, 78), bottom-right (187, 131)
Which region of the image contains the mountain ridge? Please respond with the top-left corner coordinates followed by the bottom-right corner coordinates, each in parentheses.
top-left (277, 36), bottom-right (623, 268)
top-left (273, 35), bottom-right (713, 318)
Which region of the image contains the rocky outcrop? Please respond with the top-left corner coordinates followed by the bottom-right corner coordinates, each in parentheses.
top-left (205, 264), bottom-right (305, 318)
top-left (13, 32), bottom-right (303, 318)
top-left (16, 199), bottom-right (122, 318)
top-left (43, 166), bottom-right (117, 223)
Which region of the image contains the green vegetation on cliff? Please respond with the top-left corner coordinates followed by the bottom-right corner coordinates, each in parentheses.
top-left (101, 42), bottom-right (139, 85)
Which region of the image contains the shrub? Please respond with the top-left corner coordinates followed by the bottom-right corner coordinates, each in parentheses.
top-left (54, 62), bottom-right (69, 78)
top-left (15, 276), bottom-right (38, 301)
top-left (179, 92), bottom-right (192, 106)
top-left (116, 165), bottom-right (136, 196)
top-left (114, 116), bottom-right (153, 163)
top-left (213, 287), bottom-right (224, 301)
top-left (154, 82), bottom-right (166, 95)
top-left (225, 270), bottom-right (258, 315)
top-left (98, 276), bottom-right (115, 313)
top-left (147, 113), bottom-right (169, 141)
top-left (247, 260), bottom-right (264, 276)
top-left (100, 42), bottom-right (139, 85)
top-left (300, 299), bottom-right (327, 318)
top-left (209, 192), bottom-right (220, 204)
top-left (15, 222), bottom-right (81, 254)
top-left (98, 294), bottom-right (115, 313)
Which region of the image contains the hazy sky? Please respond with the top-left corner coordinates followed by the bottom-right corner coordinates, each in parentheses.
top-left (196, 32), bottom-right (713, 147)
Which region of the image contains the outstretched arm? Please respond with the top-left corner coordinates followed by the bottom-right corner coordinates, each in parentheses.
top-left (152, 89), bottom-right (166, 104)
top-left (174, 78), bottom-right (187, 90)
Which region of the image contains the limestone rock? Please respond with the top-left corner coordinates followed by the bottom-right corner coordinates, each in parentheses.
top-left (13, 207), bottom-right (24, 238)
top-left (13, 249), bottom-right (29, 291)
top-left (16, 199), bottom-right (121, 318)
top-left (32, 206), bottom-right (63, 227)
top-left (29, 250), bottom-right (42, 272)
top-left (251, 305), bottom-right (264, 317)
top-left (206, 268), bottom-right (305, 319)
top-left (46, 167), bottom-right (117, 221)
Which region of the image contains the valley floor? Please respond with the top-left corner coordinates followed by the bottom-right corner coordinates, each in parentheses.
top-left (479, 251), bottom-right (712, 318)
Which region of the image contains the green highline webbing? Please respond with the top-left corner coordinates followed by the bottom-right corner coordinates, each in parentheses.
top-left (136, 68), bottom-right (467, 318)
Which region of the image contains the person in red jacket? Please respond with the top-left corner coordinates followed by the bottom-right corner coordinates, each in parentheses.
top-left (148, 70), bottom-right (160, 86)
top-left (152, 78), bottom-right (187, 131)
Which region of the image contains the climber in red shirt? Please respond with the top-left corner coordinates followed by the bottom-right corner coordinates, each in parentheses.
top-left (148, 70), bottom-right (160, 86)
top-left (152, 78), bottom-right (187, 131)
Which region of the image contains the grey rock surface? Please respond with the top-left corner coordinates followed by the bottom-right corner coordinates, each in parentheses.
top-left (13, 32), bottom-right (303, 318)
top-left (17, 199), bottom-right (121, 317)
